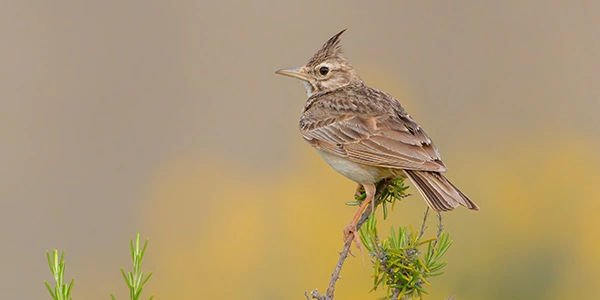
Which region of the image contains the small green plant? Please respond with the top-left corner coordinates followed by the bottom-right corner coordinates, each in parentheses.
top-left (44, 250), bottom-right (74, 300)
top-left (359, 215), bottom-right (452, 300)
top-left (111, 233), bottom-right (154, 300)
top-left (44, 233), bottom-right (154, 300)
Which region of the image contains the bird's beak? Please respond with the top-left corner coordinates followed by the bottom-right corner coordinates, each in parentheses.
top-left (275, 67), bottom-right (310, 81)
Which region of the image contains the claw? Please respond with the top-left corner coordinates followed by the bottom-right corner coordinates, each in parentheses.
top-left (354, 184), bottom-right (364, 198)
top-left (343, 224), bottom-right (364, 259)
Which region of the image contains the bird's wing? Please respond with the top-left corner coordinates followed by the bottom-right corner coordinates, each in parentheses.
top-left (300, 92), bottom-right (447, 172)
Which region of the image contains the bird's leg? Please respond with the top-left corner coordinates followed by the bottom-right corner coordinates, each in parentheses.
top-left (344, 183), bottom-right (376, 255)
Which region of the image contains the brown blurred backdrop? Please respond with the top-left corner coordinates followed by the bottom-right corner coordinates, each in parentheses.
top-left (2, 1), bottom-right (599, 299)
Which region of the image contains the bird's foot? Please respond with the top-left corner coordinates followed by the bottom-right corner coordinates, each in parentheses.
top-left (354, 184), bottom-right (366, 201)
top-left (343, 223), bottom-right (363, 258)
top-left (354, 184), bottom-right (363, 197)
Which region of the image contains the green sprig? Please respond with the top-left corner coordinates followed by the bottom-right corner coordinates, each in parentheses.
top-left (44, 250), bottom-right (75, 300)
top-left (110, 233), bottom-right (154, 300)
top-left (359, 216), bottom-right (452, 299)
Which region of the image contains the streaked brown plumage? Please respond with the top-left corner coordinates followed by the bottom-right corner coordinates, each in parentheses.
top-left (276, 29), bottom-right (479, 248)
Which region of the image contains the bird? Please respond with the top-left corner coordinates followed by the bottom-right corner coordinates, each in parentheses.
top-left (275, 29), bottom-right (479, 250)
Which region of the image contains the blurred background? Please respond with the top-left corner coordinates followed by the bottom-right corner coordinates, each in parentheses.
top-left (2, 1), bottom-right (599, 299)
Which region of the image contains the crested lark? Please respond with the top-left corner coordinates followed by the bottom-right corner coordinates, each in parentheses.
top-left (276, 29), bottom-right (479, 249)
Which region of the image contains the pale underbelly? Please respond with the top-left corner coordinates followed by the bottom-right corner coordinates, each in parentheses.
top-left (316, 149), bottom-right (397, 184)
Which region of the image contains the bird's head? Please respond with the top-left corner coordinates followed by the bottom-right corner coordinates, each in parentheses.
top-left (276, 29), bottom-right (362, 97)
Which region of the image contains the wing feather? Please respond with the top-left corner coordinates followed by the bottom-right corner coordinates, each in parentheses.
top-left (299, 85), bottom-right (447, 172)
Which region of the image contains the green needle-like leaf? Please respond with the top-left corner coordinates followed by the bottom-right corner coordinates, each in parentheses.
top-left (44, 282), bottom-right (57, 300)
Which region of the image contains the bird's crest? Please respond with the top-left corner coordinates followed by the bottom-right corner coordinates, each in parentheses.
top-left (306, 29), bottom-right (347, 67)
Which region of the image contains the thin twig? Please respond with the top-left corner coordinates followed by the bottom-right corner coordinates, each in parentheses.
top-left (432, 212), bottom-right (444, 248)
top-left (437, 212), bottom-right (444, 237)
top-left (418, 207), bottom-right (430, 239)
top-left (308, 179), bottom-right (394, 300)
top-left (390, 288), bottom-right (401, 300)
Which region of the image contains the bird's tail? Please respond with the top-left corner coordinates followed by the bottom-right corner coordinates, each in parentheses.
top-left (404, 170), bottom-right (479, 212)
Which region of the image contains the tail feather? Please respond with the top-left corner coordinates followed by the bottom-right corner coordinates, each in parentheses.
top-left (404, 170), bottom-right (479, 212)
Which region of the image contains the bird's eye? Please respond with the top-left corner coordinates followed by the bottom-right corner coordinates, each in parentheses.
top-left (319, 66), bottom-right (329, 76)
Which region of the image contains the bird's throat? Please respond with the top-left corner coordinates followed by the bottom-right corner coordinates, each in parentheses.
top-left (300, 80), bottom-right (316, 98)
